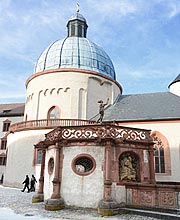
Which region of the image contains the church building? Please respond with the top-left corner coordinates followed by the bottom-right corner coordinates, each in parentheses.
top-left (3, 8), bottom-right (180, 215)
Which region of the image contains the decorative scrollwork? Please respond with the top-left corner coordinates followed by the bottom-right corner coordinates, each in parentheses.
top-left (45, 124), bottom-right (151, 143)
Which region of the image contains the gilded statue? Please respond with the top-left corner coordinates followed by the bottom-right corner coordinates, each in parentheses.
top-left (120, 155), bottom-right (136, 181)
top-left (76, 2), bottom-right (80, 12)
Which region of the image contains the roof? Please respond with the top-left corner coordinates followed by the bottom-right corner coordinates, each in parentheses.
top-left (34, 12), bottom-right (116, 80)
top-left (0, 103), bottom-right (25, 117)
top-left (35, 37), bottom-right (116, 80)
top-left (168, 74), bottom-right (180, 87)
top-left (68, 12), bottom-right (87, 23)
top-left (103, 92), bottom-right (180, 122)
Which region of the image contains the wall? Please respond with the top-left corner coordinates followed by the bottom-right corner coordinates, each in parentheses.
top-left (25, 70), bottom-right (120, 121)
top-left (120, 121), bottom-right (180, 182)
top-left (0, 116), bottom-right (24, 177)
top-left (60, 145), bottom-right (104, 208)
top-left (4, 129), bottom-right (52, 188)
top-left (169, 82), bottom-right (180, 97)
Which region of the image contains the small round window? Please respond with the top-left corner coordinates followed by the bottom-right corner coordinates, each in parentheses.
top-left (48, 158), bottom-right (54, 175)
top-left (72, 154), bottom-right (96, 176)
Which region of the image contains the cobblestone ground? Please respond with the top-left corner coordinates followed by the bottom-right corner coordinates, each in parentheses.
top-left (0, 185), bottom-right (159, 220)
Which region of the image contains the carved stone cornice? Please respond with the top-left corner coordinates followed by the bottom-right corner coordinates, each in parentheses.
top-left (42, 123), bottom-right (153, 147)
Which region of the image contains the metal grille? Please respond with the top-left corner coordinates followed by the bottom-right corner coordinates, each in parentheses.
top-left (75, 157), bottom-right (93, 173)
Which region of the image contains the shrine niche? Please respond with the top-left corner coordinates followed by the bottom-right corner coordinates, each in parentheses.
top-left (119, 152), bottom-right (138, 182)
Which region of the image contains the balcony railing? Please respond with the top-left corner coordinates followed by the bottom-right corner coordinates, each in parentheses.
top-left (9, 119), bottom-right (96, 133)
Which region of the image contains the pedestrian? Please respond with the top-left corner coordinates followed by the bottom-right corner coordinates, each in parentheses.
top-left (29, 174), bottom-right (37, 192)
top-left (21, 175), bottom-right (30, 192)
top-left (0, 173), bottom-right (4, 184)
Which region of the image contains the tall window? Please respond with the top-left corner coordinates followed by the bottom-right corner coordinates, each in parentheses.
top-left (48, 106), bottom-right (60, 119)
top-left (37, 150), bottom-right (42, 164)
top-left (71, 24), bottom-right (75, 36)
top-left (3, 120), bottom-right (11, 132)
top-left (153, 136), bottom-right (165, 173)
top-left (1, 140), bottom-right (7, 150)
top-left (78, 25), bottom-right (82, 37)
top-left (0, 156), bottom-right (6, 165)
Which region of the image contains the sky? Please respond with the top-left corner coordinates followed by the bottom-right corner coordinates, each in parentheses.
top-left (0, 0), bottom-right (180, 103)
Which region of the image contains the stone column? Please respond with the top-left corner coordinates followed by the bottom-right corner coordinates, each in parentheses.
top-left (32, 149), bottom-right (46, 203)
top-left (149, 148), bottom-right (155, 184)
top-left (98, 141), bottom-right (119, 216)
top-left (45, 142), bottom-right (64, 211)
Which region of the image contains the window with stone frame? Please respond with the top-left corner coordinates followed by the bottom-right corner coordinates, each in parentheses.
top-left (1, 140), bottom-right (7, 150)
top-left (0, 156), bottom-right (6, 165)
top-left (153, 136), bottom-right (165, 173)
top-left (48, 106), bottom-right (60, 119)
top-left (36, 149), bottom-right (42, 164)
top-left (2, 120), bottom-right (11, 132)
top-left (72, 154), bottom-right (96, 176)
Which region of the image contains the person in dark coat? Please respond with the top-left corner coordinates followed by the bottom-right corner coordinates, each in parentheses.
top-left (21, 175), bottom-right (30, 192)
top-left (0, 173), bottom-right (4, 184)
top-left (29, 174), bottom-right (37, 192)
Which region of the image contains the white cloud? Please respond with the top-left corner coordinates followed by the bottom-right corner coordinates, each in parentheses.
top-left (167, 1), bottom-right (180, 18)
top-left (85, 0), bottom-right (137, 20)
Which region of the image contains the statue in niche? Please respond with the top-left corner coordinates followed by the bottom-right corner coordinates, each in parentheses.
top-left (120, 154), bottom-right (137, 181)
top-left (97, 98), bottom-right (109, 123)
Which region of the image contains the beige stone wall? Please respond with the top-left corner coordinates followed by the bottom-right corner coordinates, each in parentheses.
top-left (4, 129), bottom-right (51, 188)
top-left (169, 82), bottom-right (180, 97)
top-left (60, 145), bottom-right (104, 208)
top-left (25, 70), bottom-right (121, 121)
top-left (119, 121), bottom-right (180, 182)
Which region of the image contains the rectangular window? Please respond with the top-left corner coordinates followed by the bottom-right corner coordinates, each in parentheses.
top-left (3, 122), bottom-right (11, 132)
top-left (0, 157), bottom-right (6, 166)
top-left (1, 140), bottom-right (7, 150)
top-left (37, 150), bottom-right (42, 164)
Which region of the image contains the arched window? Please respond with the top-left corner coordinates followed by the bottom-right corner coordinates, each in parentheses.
top-left (153, 137), bottom-right (165, 173)
top-left (48, 106), bottom-right (60, 119)
top-left (151, 131), bottom-right (171, 175)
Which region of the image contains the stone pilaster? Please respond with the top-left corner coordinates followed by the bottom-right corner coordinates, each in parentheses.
top-left (45, 142), bottom-right (65, 211)
top-left (32, 149), bottom-right (46, 203)
top-left (149, 148), bottom-right (155, 184)
top-left (98, 141), bottom-right (119, 216)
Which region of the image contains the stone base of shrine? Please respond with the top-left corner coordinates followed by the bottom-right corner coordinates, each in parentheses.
top-left (97, 199), bottom-right (119, 216)
top-left (124, 182), bottom-right (180, 210)
top-left (32, 193), bottom-right (44, 203)
top-left (45, 198), bottom-right (65, 211)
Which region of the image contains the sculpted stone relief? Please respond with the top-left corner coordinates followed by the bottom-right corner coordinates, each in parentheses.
top-left (119, 153), bottom-right (137, 182)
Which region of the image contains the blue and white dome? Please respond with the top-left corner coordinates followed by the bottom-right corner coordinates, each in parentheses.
top-left (35, 12), bottom-right (116, 80)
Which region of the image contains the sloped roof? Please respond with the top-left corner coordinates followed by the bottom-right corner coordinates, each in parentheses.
top-left (103, 92), bottom-right (180, 122)
top-left (0, 103), bottom-right (25, 117)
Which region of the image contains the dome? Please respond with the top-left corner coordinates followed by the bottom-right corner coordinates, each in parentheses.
top-left (34, 12), bottom-right (116, 80)
top-left (35, 37), bottom-right (116, 80)
top-left (69, 12), bottom-right (86, 23)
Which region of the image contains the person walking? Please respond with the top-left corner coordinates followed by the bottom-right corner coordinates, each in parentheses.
top-left (21, 175), bottom-right (30, 192)
top-left (29, 174), bottom-right (37, 192)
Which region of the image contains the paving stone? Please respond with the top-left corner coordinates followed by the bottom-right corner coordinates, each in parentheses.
top-left (0, 186), bottom-right (159, 220)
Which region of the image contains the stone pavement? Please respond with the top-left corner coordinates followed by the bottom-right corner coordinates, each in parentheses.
top-left (0, 185), bottom-right (159, 220)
